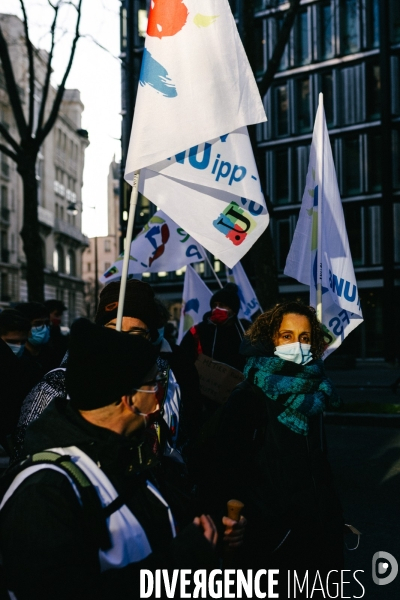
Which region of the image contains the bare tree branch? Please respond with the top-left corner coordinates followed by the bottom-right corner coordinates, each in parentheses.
top-left (0, 142), bottom-right (19, 162)
top-left (0, 122), bottom-right (20, 155)
top-left (36, 3), bottom-right (59, 135)
top-left (19, 0), bottom-right (36, 136)
top-left (258, 0), bottom-right (301, 98)
top-left (37, 0), bottom-right (83, 146)
top-left (0, 21), bottom-right (28, 139)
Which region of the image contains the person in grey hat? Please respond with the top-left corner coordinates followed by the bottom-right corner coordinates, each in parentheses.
top-left (0, 319), bottom-right (246, 600)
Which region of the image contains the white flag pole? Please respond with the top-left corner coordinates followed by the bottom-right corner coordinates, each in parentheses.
top-left (200, 247), bottom-right (223, 289)
top-left (316, 94), bottom-right (324, 322)
top-left (116, 171), bottom-right (140, 331)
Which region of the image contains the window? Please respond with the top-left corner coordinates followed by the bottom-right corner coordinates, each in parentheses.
top-left (275, 148), bottom-right (290, 204)
top-left (344, 205), bottom-right (364, 266)
top-left (275, 83), bottom-right (289, 136)
top-left (274, 215), bottom-right (297, 272)
top-left (340, 65), bottom-right (364, 125)
top-left (104, 262), bottom-right (111, 271)
top-left (366, 0), bottom-right (380, 48)
top-left (340, 0), bottom-right (360, 55)
top-left (53, 245), bottom-right (64, 273)
top-left (254, 18), bottom-right (266, 77)
top-left (341, 136), bottom-right (362, 196)
top-left (394, 204), bottom-right (400, 263)
top-left (367, 133), bottom-right (382, 192)
top-left (294, 8), bottom-right (311, 66)
top-left (295, 77), bottom-right (311, 133)
top-left (367, 206), bottom-right (381, 265)
top-left (366, 61), bottom-right (380, 120)
top-left (321, 72), bottom-right (335, 127)
top-left (393, 129), bottom-right (400, 190)
top-left (104, 239), bottom-right (111, 252)
top-left (65, 250), bottom-right (76, 276)
top-left (319, 1), bottom-right (334, 60)
top-left (390, 0), bottom-right (400, 43)
top-left (276, 14), bottom-right (289, 71)
top-left (295, 145), bottom-right (310, 203)
top-left (87, 262), bottom-right (91, 272)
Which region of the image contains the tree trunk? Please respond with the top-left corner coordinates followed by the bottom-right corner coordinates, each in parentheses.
top-left (18, 157), bottom-right (45, 302)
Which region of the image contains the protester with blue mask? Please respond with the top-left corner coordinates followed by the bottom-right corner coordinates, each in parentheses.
top-left (0, 309), bottom-right (32, 451)
top-left (207, 301), bottom-right (344, 595)
top-left (14, 302), bottom-right (55, 392)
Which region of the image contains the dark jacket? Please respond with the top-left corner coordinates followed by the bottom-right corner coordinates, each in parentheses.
top-left (180, 311), bottom-right (249, 372)
top-left (0, 399), bottom-right (217, 600)
top-left (208, 345), bottom-right (344, 571)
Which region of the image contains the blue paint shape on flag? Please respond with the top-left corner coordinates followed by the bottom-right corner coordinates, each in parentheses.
top-left (184, 298), bottom-right (200, 314)
top-left (139, 49), bottom-right (178, 98)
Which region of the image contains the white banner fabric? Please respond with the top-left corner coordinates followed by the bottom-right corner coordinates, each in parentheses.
top-left (177, 265), bottom-right (213, 344)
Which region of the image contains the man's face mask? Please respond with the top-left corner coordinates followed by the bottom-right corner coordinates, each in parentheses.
top-left (28, 325), bottom-right (50, 346)
top-left (274, 342), bottom-right (313, 365)
top-left (209, 307), bottom-right (232, 325)
top-left (7, 343), bottom-right (25, 357)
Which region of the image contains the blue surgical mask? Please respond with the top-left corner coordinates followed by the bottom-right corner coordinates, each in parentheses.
top-left (7, 343), bottom-right (25, 357)
top-left (152, 327), bottom-right (165, 346)
top-left (28, 325), bottom-right (50, 346)
top-left (274, 342), bottom-right (313, 365)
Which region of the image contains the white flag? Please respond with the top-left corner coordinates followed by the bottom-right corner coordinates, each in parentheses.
top-left (226, 262), bottom-right (261, 320)
top-left (177, 265), bottom-right (213, 344)
top-left (100, 210), bottom-right (203, 284)
top-left (284, 95), bottom-right (363, 357)
top-left (125, 0), bottom-right (269, 268)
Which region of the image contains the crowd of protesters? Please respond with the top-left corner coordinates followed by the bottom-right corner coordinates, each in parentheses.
top-left (0, 280), bottom-right (347, 599)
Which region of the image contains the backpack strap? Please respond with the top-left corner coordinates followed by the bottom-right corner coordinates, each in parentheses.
top-left (2, 452), bottom-right (112, 551)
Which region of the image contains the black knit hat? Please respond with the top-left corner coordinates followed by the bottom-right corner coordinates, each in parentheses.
top-left (66, 318), bottom-right (158, 410)
top-left (210, 283), bottom-right (241, 315)
top-left (95, 279), bottom-right (159, 329)
top-left (14, 302), bottom-right (49, 323)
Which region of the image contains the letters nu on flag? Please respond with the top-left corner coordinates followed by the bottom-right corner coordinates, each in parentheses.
top-left (100, 210), bottom-right (203, 284)
top-left (177, 265), bottom-right (213, 344)
top-left (284, 95), bottom-right (363, 357)
top-left (125, 0), bottom-right (269, 268)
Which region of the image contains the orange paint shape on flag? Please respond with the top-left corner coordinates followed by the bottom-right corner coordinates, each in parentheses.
top-left (147, 0), bottom-right (189, 39)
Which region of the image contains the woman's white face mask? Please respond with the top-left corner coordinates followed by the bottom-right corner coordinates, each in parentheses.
top-left (274, 342), bottom-right (313, 365)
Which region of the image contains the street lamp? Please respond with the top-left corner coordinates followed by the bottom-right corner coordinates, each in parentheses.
top-left (67, 201), bottom-right (99, 314)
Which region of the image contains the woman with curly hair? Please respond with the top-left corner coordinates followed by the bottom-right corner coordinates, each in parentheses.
top-left (208, 301), bottom-right (344, 589)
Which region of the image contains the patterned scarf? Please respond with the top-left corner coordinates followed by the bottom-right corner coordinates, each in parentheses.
top-left (244, 356), bottom-right (341, 435)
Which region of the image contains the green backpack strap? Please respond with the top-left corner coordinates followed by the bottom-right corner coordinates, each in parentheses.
top-left (4, 451), bottom-right (112, 551)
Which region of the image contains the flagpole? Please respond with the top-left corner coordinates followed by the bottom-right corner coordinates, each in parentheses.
top-left (201, 248), bottom-right (223, 289)
top-left (316, 93), bottom-right (324, 323)
top-left (116, 171), bottom-right (140, 331)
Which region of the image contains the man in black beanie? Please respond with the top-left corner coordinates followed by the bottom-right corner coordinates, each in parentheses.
top-left (0, 319), bottom-right (236, 600)
top-left (180, 282), bottom-right (250, 373)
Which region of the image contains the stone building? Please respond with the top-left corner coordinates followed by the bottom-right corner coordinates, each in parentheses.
top-left (0, 13), bottom-right (89, 324)
top-left (81, 158), bottom-right (120, 318)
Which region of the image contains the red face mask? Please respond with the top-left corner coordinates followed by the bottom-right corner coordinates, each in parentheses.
top-left (51, 317), bottom-right (62, 327)
top-left (209, 307), bottom-right (230, 325)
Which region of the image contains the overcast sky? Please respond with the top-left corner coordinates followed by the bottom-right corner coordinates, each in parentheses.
top-left (2, 0), bottom-right (122, 237)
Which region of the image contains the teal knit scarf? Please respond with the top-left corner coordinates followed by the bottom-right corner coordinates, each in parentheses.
top-left (243, 356), bottom-right (341, 435)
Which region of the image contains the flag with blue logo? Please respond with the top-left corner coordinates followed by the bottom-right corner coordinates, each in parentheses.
top-left (125, 0), bottom-right (269, 268)
top-left (284, 95), bottom-right (363, 357)
top-left (177, 265), bottom-right (213, 344)
top-left (100, 210), bottom-right (204, 283)
top-left (226, 262), bottom-right (261, 321)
